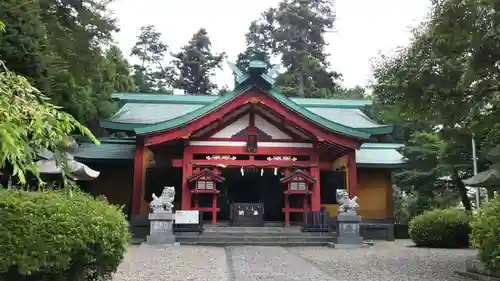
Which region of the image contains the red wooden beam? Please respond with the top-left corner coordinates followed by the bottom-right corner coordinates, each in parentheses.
top-left (132, 138), bottom-right (145, 216)
top-left (347, 149), bottom-right (357, 198)
top-left (191, 159), bottom-right (315, 166)
top-left (144, 86), bottom-right (363, 148)
top-left (188, 145), bottom-right (315, 156)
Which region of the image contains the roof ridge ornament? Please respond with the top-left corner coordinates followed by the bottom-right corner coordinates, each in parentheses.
top-left (227, 60), bottom-right (281, 89)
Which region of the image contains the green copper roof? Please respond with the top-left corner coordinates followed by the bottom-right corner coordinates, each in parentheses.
top-left (127, 86), bottom-right (372, 139)
top-left (102, 60), bottom-right (391, 139)
top-left (357, 143), bottom-right (406, 168)
top-left (103, 92), bottom-right (389, 136)
top-left (72, 142), bottom-right (135, 161)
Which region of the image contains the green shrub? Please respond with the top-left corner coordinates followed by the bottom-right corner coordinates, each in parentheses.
top-left (409, 208), bottom-right (471, 248)
top-left (470, 197), bottom-right (500, 273)
top-left (0, 189), bottom-right (131, 281)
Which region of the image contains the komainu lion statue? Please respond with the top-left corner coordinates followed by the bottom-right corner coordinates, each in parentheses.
top-left (336, 189), bottom-right (359, 215)
top-left (150, 186), bottom-right (175, 213)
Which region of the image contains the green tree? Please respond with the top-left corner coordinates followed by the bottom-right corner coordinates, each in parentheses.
top-left (0, 0), bottom-right (127, 127)
top-left (172, 28), bottom-right (226, 95)
top-left (370, 0), bottom-right (500, 210)
top-left (0, 66), bottom-right (97, 186)
top-left (236, 21), bottom-right (273, 72)
top-left (131, 25), bottom-right (173, 93)
top-left (239, 0), bottom-right (341, 97)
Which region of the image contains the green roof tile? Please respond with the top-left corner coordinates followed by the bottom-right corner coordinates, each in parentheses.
top-left (356, 144), bottom-right (406, 168)
top-left (72, 142), bottom-right (135, 161)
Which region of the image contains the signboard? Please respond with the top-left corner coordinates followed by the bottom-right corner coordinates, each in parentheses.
top-left (174, 210), bottom-right (199, 224)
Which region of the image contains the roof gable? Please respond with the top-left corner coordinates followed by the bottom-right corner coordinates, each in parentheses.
top-left (209, 112), bottom-right (293, 140)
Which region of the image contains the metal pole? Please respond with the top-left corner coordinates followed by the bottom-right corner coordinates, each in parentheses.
top-left (472, 137), bottom-right (480, 208)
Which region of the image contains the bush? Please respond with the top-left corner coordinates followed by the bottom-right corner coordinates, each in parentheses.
top-left (470, 197), bottom-right (500, 273)
top-left (0, 189), bottom-right (131, 281)
top-left (409, 208), bottom-right (471, 248)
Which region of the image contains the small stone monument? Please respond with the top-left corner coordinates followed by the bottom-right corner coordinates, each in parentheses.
top-left (146, 186), bottom-right (176, 245)
top-left (333, 189), bottom-right (364, 248)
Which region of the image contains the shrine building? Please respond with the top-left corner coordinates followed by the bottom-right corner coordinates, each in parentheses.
top-left (73, 61), bottom-right (405, 238)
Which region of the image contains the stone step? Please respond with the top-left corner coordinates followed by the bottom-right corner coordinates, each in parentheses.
top-left (177, 240), bottom-right (330, 247)
top-left (175, 231), bottom-right (334, 237)
top-left (175, 235), bottom-right (332, 242)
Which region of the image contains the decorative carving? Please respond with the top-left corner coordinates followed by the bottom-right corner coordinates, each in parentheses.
top-left (205, 155), bottom-right (236, 160)
top-left (150, 186), bottom-right (175, 213)
top-left (336, 189), bottom-right (359, 215)
top-left (245, 97), bottom-right (263, 104)
top-left (266, 156), bottom-right (297, 161)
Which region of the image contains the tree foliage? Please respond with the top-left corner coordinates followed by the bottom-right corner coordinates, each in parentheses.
top-left (131, 25), bottom-right (173, 93)
top-left (172, 28), bottom-right (226, 95)
top-left (0, 0), bottom-right (135, 127)
top-left (372, 0), bottom-right (500, 210)
top-left (237, 0), bottom-right (343, 98)
top-left (0, 66), bottom-right (97, 186)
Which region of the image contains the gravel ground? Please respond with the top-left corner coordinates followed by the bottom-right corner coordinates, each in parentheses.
top-left (112, 244), bottom-right (227, 281)
top-left (112, 240), bottom-right (477, 281)
top-left (289, 240), bottom-right (477, 281)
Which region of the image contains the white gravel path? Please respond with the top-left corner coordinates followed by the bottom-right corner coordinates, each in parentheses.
top-left (112, 244), bottom-right (227, 281)
top-left (112, 240), bottom-right (477, 281)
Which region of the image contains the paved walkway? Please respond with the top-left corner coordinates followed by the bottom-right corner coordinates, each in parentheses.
top-left (112, 240), bottom-right (476, 281)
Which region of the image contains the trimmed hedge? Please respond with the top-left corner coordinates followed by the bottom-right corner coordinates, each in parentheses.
top-left (0, 189), bottom-right (131, 281)
top-left (470, 197), bottom-right (500, 273)
top-left (409, 208), bottom-right (471, 248)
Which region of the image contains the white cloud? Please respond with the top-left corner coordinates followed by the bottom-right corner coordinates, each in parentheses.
top-left (111, 0), bottom-right (430, 90)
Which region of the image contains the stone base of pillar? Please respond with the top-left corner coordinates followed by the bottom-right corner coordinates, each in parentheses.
top-left (333, 213), bottom-right (364, 248)
top-left (146, 212), bottom-right (176, 245)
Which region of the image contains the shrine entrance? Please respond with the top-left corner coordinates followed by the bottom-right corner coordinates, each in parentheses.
top-left (219, 168), bottom-right (284, 223)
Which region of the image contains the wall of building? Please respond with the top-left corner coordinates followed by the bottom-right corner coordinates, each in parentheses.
top-left (357, 168), bottom-right (392, 220)
top-left (321, 155), bottom-right (393, 220)
top-left (83, 162), bottom-right (134, 215)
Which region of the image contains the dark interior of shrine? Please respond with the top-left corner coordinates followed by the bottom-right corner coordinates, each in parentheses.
top-left (217, 168), bottom-right (285, 222)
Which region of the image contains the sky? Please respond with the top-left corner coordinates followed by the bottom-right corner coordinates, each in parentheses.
top-left (111, 0), bottom-right (431, 89)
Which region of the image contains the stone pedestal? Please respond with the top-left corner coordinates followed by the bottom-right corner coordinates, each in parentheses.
top-left (146, 212), bottom-right (176, 245)
top-left (334, 213), bottom-right (363, 248)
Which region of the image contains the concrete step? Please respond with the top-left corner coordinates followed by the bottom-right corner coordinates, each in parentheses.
top-left (175, 231), bottom-right (334, 237)
top-left (176, 235), bottom-right (332, 242)
top-left (177, 240), bottom-right (330, 247)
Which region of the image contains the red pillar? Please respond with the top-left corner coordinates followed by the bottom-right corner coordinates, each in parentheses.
top-left (310, 147), bottom-right (321, 212)
top-left (181, 148), bottom-right (192, 210)
top-left (212, 194), bottom-right (217, 225)
top-left (132, 139), bottom-right (145, 216)
top-left (284, 195), bottom-right (290, 226)
top-left (310, 166), bottom-right (320, 211)
top-left (347, 149), bottom-right (357, 198)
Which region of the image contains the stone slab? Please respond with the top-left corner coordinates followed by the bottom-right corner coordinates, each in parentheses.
top-left (336, 236), bottom-right (363, 245)
top-left (146, 234), bottom-right (176, 245)
top-left (465, 258), bottom-right (500, 278)
top-left (337, 214), bottom-right (361, 222)
top-left (456, 270), bottom-right (500, 281)
top-left (327, 242), bottom-right (371, 249)
top-left (149, 212), bottom-right (174, 220)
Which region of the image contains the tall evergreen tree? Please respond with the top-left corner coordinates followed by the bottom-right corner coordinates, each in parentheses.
top-left (0, 0), bottom-right (130, 127)
top-left (237, 0), bottom-right (341, 97)
top-left (172, 28), bottom-right (226, 95)
top-left (131, 25), bottom-right (173, 93)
